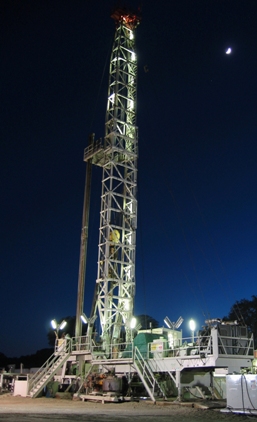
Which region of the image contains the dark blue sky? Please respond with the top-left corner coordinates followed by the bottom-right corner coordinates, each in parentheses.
top-left (1, 0), bottom-right (257, 357)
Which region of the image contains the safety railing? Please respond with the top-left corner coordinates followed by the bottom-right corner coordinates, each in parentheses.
top-left (133, 346), bottom-right (166, 401)
top-left (71, 336), bottom-right (91, 353)
top-left (147, 331), bottom-right (254, 359)
top-left (84, 139), bottom-right (104, 161)
top-left (217, 332), bottom-right (254, 356)
top-left (28, 338), bottom-right (71, 395)
top-left (147, 335), bottom-right (213, 359)
top-left (91, 341), bottom-right (133, 360)
top-left (68, 330), bottom-right (254, 361)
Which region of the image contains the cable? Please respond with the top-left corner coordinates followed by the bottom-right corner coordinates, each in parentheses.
top-left (88, 36), bottom-right (113, 133)
top-left (243, 374), bottom-right (257, 412)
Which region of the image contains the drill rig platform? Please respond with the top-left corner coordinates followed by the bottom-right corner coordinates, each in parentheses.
top-left (26, 319), bottom-right (254, 401)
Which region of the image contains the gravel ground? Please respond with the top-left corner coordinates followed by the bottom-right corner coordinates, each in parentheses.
top-left (0, 394), bottom-right (253, 422)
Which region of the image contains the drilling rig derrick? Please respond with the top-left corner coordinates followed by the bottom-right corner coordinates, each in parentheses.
top-left (80, 8), bottom-right (140, 354)
top-left (34, 10), bottom-right (255, 404)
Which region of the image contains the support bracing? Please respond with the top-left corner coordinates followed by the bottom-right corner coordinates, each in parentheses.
top-left (85, 9), bottom-right (140, 351)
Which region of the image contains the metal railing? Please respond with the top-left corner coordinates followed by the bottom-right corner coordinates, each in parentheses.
top-left (147, 335), bottom-right (213, 359)
top-left (71, 336), bottom-right (91, 353)
top-left (147, 332), bottom-right (254, 359)
top-left (133, 346), bottom-right (166, 401)
top-left (84, 139), bottom-right (104, 161)
top-left (68, 336), bottom-right (134, 359)
top-left (28, 338), bottom-right (71, 395)
top-left (217, 332), bottom-right (254, 356)
top-left (67, 330), bottom-right (254, 362)
top-left (91, 341), bottom-right (133, 359)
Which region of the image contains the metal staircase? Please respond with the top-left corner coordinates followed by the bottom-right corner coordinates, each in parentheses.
top-left (133, 347), bottom-right (167, 402)
top-left (28, 339), bottom-right (71, 398)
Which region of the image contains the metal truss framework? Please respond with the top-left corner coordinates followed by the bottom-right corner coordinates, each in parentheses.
top-left (87, 11), bottom-right (140, 351)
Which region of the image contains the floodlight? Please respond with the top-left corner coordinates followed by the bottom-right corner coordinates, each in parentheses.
top-left (81, 313), bottom-right (88, 324)
top-left (189, 319), bottom-right (196, 343)
top-left (164, 316), bottom-right (173, 329)
top-left (59, 320), bottom-right (67, 330)
top-left (189, 319), bottom-right (196, 331)
top-left (130, 317), bottom-right (137, 329)
top-left (174, 316), bottom-right (184, 329)
top-left (51, 319), bottom-right (57, 329)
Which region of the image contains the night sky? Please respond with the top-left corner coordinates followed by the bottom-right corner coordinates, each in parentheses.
top-left (2, 0), bottom-right (257, 358)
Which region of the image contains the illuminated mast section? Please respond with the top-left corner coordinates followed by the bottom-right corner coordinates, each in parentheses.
top-left (85, 9), bottom-right (140, 351)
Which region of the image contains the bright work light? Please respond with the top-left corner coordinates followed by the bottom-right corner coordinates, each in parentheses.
top-left (189, 319), bottom-right (196, 343)
top-left (50, 319), bottom-right (67, 338)
top-left (130, 317), bottom-right (137, 329)
top-left (81, 313), bottom-right (88, 324)
top-left (51, 319), bottom-right (57, 330)
top-left (189, 319), bottom-right (196, 331)
top-left (59, 320), bottom-right (67, 330)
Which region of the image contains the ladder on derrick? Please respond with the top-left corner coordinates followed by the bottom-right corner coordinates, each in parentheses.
top-left (28, 339), bottom-right (71, 398)
top-left (133, 346), bottom-right (167, 402)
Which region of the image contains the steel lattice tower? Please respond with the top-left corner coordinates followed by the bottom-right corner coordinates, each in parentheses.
top-left (83, 9), bottom-right (140, 351)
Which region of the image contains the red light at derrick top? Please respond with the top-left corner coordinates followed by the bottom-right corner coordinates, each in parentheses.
top-left (111, 7), bottom-right (140, 29)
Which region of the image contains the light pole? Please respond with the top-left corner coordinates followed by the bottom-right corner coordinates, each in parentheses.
top-left (189, 319), bottom-right (196, 344)
top-left (51, 319), bottom-right (67, 339)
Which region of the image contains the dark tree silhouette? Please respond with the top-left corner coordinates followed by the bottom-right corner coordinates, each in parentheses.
top-left (136, 314), bottom-right (159, 330)
top-left (0, 349), bottom-right (53, 371)
top-left (223, 295), bottom-right (257, 347)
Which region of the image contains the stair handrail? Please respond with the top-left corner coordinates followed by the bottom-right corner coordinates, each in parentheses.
top-left (134, 347), bottom-right (159, 391)
top-left (151, 355), bottom-right (176, 385)
top-left (28, 338), bottom-right (71, 393)
top-left (134, 346), bottom-right (167, 400)
top-left (133, 346), bottom-right (155, 401)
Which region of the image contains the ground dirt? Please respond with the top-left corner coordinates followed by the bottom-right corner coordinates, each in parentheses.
top-left (0, 394), bottom-right (252, 422)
